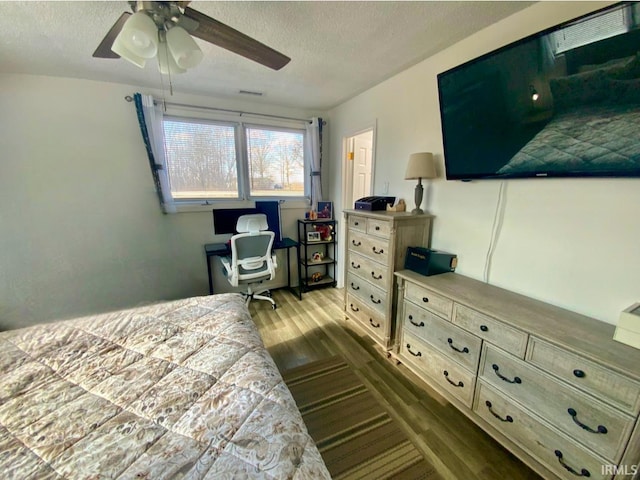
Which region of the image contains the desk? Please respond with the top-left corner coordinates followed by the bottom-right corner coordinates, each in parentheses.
top-left (204, 237), bottom-right (301, 300)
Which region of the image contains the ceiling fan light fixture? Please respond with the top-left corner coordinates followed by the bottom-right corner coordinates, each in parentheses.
top-left (166, 26), bottom-right (203, 69)
top-left (118, 11), bottom-right (158, 59)
top-left (158, 40), bottom-right (186, 75)
top-left (111, 34), bottom-right (147, 68)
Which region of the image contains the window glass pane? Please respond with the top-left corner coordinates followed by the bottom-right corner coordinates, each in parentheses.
top-left (163, 119), bottom-right (238, 199)
top-left (246, 127), bottom-right (305, 197)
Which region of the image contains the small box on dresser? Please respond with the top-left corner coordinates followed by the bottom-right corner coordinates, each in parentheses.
top-left (343, 210), bottom-right (432, 350)
top-left (394, 270), bottom-right (640, 480)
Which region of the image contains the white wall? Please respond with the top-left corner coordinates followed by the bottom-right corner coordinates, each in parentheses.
top-left (328, 1), bottom-right (640, 325)
top-left (0, 74), bottom-right (323, 329)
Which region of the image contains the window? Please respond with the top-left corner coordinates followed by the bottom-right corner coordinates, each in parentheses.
top-left (164, 119), bottom-right (239, 199)
top-left (552, 5), bottom-right (634, 55)
top-left (162, 116), bottom-right (307, 202)
top-left (246, 126), bottom-right (305, 197)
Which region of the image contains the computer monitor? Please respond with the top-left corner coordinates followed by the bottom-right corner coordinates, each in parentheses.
top-left (212, 202), bottom-right (282, 240)
top-left (212, 208), bottom-right (257, 235)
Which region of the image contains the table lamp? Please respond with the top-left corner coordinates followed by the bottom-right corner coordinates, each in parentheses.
top-left (405, 152), bottom-right (436, 214)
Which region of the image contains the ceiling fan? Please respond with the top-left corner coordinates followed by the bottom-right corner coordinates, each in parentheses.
top-left (93, 1), bottom-right (291, 73)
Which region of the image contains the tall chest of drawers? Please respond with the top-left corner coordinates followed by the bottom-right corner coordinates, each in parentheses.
top-left (394, 270), bottom-right (640, 480)
top-left (343, 210), bottom-right (431, 349)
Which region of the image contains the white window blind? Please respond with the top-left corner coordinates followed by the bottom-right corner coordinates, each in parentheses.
top-left (163, 119), bottom-right (239, 199)
top-left (552, 6), bottom-right (631, 54)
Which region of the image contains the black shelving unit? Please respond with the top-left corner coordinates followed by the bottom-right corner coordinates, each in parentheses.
top-left (297, 219), bottom-right (337, 294)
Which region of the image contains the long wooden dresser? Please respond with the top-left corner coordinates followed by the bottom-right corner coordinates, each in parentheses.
top-left (394, 270), bottom-right (640, 480)
top-left (343, 210), bottom-right (431, 349)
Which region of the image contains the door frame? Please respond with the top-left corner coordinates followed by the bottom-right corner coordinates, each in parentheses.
top-left (341, 121), bottom-right (377, 212)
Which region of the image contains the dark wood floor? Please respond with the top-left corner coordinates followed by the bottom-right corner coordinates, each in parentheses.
top-left (249, 288), bottom-right (542, 480)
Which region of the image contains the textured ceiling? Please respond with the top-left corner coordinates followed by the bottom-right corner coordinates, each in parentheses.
top-left (0, 1), bottom-right (534, 110)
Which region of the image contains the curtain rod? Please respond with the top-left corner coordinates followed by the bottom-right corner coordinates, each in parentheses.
top-left (124, 95), bottom-right (313, 123)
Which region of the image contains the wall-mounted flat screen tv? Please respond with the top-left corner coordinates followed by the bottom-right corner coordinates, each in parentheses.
top-left (438, 2), bottom-right (640, 180)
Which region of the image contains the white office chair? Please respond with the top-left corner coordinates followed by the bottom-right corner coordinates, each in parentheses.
top-left (221, 214), bottom-right (278, 309)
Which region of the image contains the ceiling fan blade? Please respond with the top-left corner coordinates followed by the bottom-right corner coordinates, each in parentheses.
top-left (182, 7), bottom-right (290, 70)
top-left (93, 12), bottom-right (131, 58)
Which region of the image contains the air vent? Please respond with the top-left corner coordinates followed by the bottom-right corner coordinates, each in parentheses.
top-left (238, 90), bottom-right (263, 96)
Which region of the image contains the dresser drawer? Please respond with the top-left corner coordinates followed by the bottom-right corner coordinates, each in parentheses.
top-left (403, 302), bottom-right (481, 373)
top-left (366, 218), bottom-right (391, 238)
top-left (348, 214), bottom-right (367, 232)
top-left (346, 273), bottom-right (387, 316)
top-left (480, 345), bottom-right (635, 462)
top-left (347, 251), bottom-right (389, 291)
top-left (348, 231), bottom-right (390, 265)
top-left (474, 381), bottom-right (609, 480)
top-left (401, 331), bottom-right (476, 407)
top-left (346, 294), bottom-right (386, 342)
top-left (404, 283), bottom-right (453, 319)
top-left (453, 304), bottom-right (527, 358)
top-left (527, 337), bottom-right (640, 415)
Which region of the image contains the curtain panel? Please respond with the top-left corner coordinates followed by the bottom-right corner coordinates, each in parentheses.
top-left (133, 93), bottom-right (176, 213)
top-left (306, 117), bottom-right (323, 209)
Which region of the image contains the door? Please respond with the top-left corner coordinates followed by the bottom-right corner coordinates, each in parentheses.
top-left (352, 130), bottom-right (373, 205)
top-left (343, 128), bottom-right (374, 208)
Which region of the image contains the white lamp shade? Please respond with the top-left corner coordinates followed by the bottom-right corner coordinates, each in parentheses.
top-left (167, 26), bottom-right (203, 69)
top-left (117, 12), bottom-right (158, 59)
top-left (157, 41), bottom-right (186, 75)
top-left (111, 34), bottom-right (147, 68)
top-left (405, 152), bottom-right (436, 180)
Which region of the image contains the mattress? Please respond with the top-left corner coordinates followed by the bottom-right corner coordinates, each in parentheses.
top-left (497, 103), bottom-right (640, 176)
top-left (0, 293), bottom-right (330, 479)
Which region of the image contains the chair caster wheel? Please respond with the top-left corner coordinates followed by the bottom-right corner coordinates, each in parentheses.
top-left (272, 304), bottom-right (277, 310)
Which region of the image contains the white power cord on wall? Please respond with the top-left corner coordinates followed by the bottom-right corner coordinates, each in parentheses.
top-left (483, 181), bottom-right (508, 283)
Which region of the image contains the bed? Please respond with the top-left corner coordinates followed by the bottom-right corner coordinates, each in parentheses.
top-left (497, 52), bottom-right (640, 176)
top-left (0, 293), bottom-right (330, 479)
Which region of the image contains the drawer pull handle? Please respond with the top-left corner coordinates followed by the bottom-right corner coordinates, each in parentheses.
top-left (370, 295), bottom-right (382, 304)
top-left (351, 261), bottom-right (360, 269)
top-left (352, 240), bottom-right (362, 246)
top-left (567, 408), bottom-right (607, 434)
top-left (350, 304), bottom-right (359, 312)
top-left (406, 344), bottom-right (422, 357)
top-left (354, 221), bottom-right (359, 226)
top-left (371, 272), bottom-right (383, 280)
top-left (447, 338), bottom-right (469, 354)
top-left (492, 364), bottom-right (521, 384)
top-left (554, 450), bottom-right (591, 477)
top-left (573, 369), bottom-right (586, 378)
top-left (485, 401), bottom-right (513, 423)
top-left (372, 246), bottom-right (384, 254)
top-left (369, 318), bottom-right (380, 328)
top-left (422, 297), bottom-right (429, 303)
top-left (443, 370), bottom-right (464, 388)
top-left (480, 325), bottom-right (489, 332)
top-left (408, 315), bottom-right (425, 327)
top-left (350, 282), bottom-right (360, 291)
top-left (375, 226), bottom-right (380, 231)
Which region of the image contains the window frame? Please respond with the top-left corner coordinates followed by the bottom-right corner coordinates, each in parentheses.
top-left (160, 113), bottom-right (310, 210)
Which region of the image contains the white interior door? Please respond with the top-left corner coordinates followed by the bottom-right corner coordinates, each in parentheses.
top-left (351, 130), bottom-right (373, 205)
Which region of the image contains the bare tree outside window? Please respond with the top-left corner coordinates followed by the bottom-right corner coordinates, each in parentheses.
top-left (246, 127), bottom-right (304, 197)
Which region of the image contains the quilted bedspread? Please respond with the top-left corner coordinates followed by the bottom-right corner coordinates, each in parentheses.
top-left (0, 294), bottom-right (330, 479)
top-left (497, 103), bottom-right (640, 176)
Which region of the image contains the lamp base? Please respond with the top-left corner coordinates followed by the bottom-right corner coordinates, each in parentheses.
top-left (412, 181), bottom-right (424, 215)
